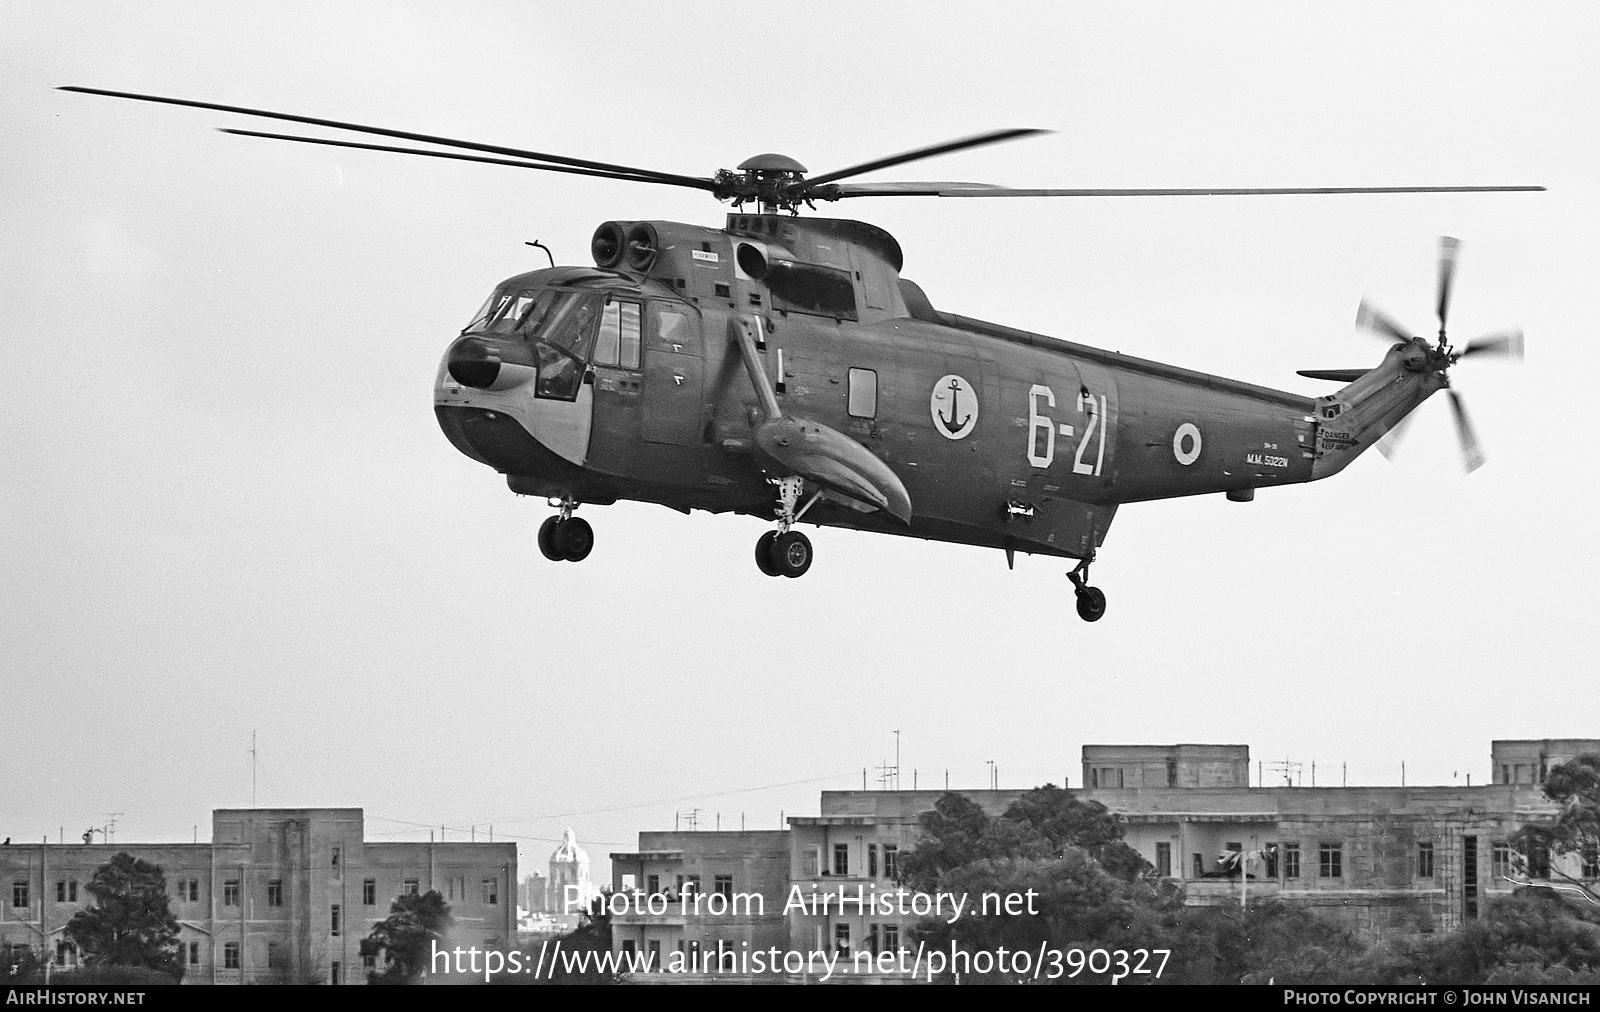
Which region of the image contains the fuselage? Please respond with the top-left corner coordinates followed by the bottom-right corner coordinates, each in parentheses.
top-left (435, 215), bottom-right (1432, 563)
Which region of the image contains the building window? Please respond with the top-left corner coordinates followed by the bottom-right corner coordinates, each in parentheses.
top-left (403, 879), bottom-right (419, 896)
top-left (883, 923), bottom-right (900, 954)
top-left (648, 940), bottom-right (660, 965)
top-left (12, 882), bottom-right (29, 908)
top-left (1283, 844), bottom-right (1301, 880)
top-left (1319, 844), bottom-right (1342, 879)
top-left (55, 881), bottom-right (65, 903)
top-left (188, 942), bottom-right (199, 966)
top-left (714, 875), bottom-right (733, 900)
top-left (223, 942), bottom-right (240, 969)
top-left (363, 952), bottom-right (376, 969)
top-left (1500, 764), bottom-right (1510, 784)
top-left (1264, 843), bottom-right (1279, 879)
top-left (686, 875), bottom-right (700, 898)
top-left (868, 844), bottom-right (878, 878)
top-left (834, 922), bottom-right (850, 956)
top-left (223, 880), bottom-right (240, 906)
top-left (362, 879), bottom-right (376, 906)
top-left (833, 843), bottom-right (849, 877)
top-left (621, 940), bottom-right (636, 958)
top-left (1418, 843), bottom-right (1435, 878)
top-left (1491, 844), bottom-right (1512, 880)
top-left (267, 941), bottom-right (283, 969)
top-left (1193, 853), bottom-right (1205, 878)
top-left (331, 903), bottom-right (341, 936)
top-left (331, 961), bottom-right (341, 985)
top-left (267, 880), bottom-right (283, 907)
top-left (481, 879), bottom-right (498, 905)
top-left (331, 846), bottom-right (341, 871)
top-left (647, 874), bottom-right (660, 897)
top-left (883, 845), bottom-right (898, 881)
top-left (186, 880), bottom-right (199, 902)
top-left (1528, 843), bottom-right (1550, 880)
top-left (1584, 846), bottom-right (1599, 879)
top-left (847, 368), bottom-right (878, 418)
top-left (1167, 759), bottom-right (1178, 787)
top-left (1155, 843), bottom-right (1171, 878)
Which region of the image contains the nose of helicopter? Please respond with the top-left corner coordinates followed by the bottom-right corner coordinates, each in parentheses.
top-left (445, 336), bottom-right (501, 389)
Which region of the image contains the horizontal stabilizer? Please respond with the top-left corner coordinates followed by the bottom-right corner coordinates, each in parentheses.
top-left (1297, 368), bottom-right (1369, 382)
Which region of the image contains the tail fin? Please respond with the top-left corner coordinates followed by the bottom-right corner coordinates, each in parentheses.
top-left (1310, 343), bottom-right (1446, 480)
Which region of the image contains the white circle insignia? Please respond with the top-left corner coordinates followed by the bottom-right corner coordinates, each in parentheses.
top-left (930, 375), bottom-right (978, 440)
top-left (1173, 422), bottom-right (1202, 466)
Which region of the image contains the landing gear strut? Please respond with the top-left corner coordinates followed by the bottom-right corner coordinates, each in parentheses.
top-left (1068, 558), bottom-right (1107, 622)
top-left (754, 476), bottom-right (818, 578)
top-left (538, 499), bottom-right (593, 563)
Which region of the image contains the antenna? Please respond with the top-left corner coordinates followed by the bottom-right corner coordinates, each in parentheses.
top-left (250, 730), bottom-right (258, 808)
top-left (104, 813), bottom-right (123, 844)
top-left (1265, 758), bottom-right (1303, 787)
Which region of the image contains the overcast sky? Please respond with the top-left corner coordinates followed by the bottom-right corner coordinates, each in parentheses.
top-left (4, 2), bottom-right (1596, 879)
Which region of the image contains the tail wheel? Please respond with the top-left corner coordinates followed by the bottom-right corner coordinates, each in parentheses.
top-left (1075, 586), bottom-right (1107, 623)
top-left (537, 516), bottom-right (563, 562)
top-left (754, 531), bottom-right (781, 577)
top-left (772, 531), bottom-right (813, 578)
top-left (558, 517), bottom-right (594, 562)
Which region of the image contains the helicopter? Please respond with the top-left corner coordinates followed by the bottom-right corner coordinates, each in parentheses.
top-left (60, 87), bottom-right (1540, 621)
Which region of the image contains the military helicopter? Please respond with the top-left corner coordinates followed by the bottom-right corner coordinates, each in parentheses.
top-left (61, 87), bottom-right (1540, 621)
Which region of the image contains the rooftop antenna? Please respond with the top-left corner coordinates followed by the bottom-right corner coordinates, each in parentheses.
top-left (250, 730), bottom-right (258, 808)
top-left (104, 812), bottom-right (123, 844)
top-left (894, 730), bottom-right (901, 791)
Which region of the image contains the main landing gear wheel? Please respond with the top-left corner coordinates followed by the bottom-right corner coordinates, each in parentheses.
top-left (755, 531), bottom-right (781, 577)
top-left (755, 530), bottom-right (812, 578)
top-left (538, 515), bottom-right (593, 563)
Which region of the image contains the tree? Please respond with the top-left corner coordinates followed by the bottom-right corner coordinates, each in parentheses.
top-left (1514, 754), bottom-right (1600, 901)
top-left (62, 852), bottom-right (183, 980)
top-left (360, 890), bottom-right (452, 984)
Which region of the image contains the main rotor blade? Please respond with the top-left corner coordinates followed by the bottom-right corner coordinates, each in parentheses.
top-left (1375, 410), bottom-right (1417, 461)
top-left (799, 129), bottom-right (1048, 188)
top-left (1447, 389), bottom-right (1486, 473)
top-left (59, 86), bottom-right (716, 191)
top-left (830, 183), bottom-right (1546, 198)
top-left (1458, 328), bottom-right (1526, 360)
top-left (1355, 299), bottom-right (1415, 343)
top-left (219, 129), bottom-right (702, 188)
top-left (1437, 236), bottom-right (1461, 333)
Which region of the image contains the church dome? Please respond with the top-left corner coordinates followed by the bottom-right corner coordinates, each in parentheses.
top-left (550, 828), bottom-right (588, 866)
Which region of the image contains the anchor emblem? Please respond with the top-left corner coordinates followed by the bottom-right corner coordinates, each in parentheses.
top-left (929, 374), bottom-right (978, 440)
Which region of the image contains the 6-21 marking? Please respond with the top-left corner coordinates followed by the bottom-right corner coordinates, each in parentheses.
top-left (1027, 384), bottom-right (1107, 476)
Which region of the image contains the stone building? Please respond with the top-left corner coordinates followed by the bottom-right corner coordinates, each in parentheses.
top-left (608, 830), bottom-right (791, 970)
top-left (609, 737), bottom-right (1598, 980)
top-left (0, 808), bottom-right (516, 984)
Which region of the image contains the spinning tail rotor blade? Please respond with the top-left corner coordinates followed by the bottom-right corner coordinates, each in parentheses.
top-left (1375, 411), bottom-right (1417, 461)
top-left (1458, 329), bottom-right (1526, 360)
top-left (1447, 389), bottom-right (1487, 473)
top-left (1437, 236), bottom-right (1461, 333)
top-left (1355, 299), bottom-right (1414, 343)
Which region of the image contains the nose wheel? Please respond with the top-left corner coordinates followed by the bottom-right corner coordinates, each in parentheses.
top-left (1068, 560), bottom-right (1107, 622)
top-left (538, 502), bottom-right (593, 563)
